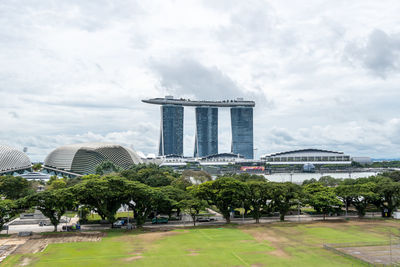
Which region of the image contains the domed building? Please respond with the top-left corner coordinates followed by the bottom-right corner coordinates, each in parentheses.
top-left (44, 142), bottom-right (143, 175)
top-left (0, 145), bottom-right (32, 175)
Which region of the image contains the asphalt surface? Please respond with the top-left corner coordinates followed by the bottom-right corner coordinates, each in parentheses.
top-left (1, 214), bottom-right (367, 234)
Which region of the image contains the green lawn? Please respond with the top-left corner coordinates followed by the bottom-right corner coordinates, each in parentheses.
top-left (3, 220), bottom-right (399, 266)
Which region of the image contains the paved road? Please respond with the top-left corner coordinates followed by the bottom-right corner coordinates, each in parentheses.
top-left (0, 214), bottom-right (372, 234)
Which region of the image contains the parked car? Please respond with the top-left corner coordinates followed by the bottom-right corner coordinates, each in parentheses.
top-left (112, 220), bottom-right (126, 228)
top-left (196, 217), bottom-right (215, 222)
top-left (62, 224), bottom-right (81, 231)
top-left (152, 217), bottom-right (169, 224)
top-left (38, 221), bottom-right (47, 226)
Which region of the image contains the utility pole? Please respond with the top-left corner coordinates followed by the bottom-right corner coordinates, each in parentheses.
top-left (242, 201), bottom-right (245, 223)
top-left (298, 200), bottom-right (300, 222)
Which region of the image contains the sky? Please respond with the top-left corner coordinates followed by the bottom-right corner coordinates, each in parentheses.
top-left (1, 0), bottom-right (400, 161)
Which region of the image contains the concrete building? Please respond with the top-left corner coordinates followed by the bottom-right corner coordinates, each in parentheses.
top-left (261, 149), bottom-right (351, 165)
top-left (194, 107), bottom-right (218, 157)
top-left (231, 107), bottom-right (254, 159)
top-left (0, 145), bottom-right (32, 175)
top-left (159, 105), bottom-right (184, 156)
top-left (143, 96), bottom-right (255, 158)
top-left (44, 142), bottom-right (143, 175)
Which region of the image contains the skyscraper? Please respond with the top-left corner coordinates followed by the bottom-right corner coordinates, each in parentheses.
top-left (194, 107), bottom-right (218, 157)
top-left (143, 96), bottom-right (255, 158)
top-left (159, 105), bottom-right (184, 156)
top-left (231, 107), bottom-right (253, 159)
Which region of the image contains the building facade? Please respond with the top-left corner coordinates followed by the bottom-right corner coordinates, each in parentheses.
top-left (231, 107), bottom-right (254, 159)
top-left (44, 142), bottom-right (143, 175)
top-left (143, 96), bottom-right (255, 159)
top-left (261, 149), bottom-right (351, 165)
top-left (159, 105), bottom-right (184, 156)
top-left (194, 107), bottom-right (218, 157)
top-left (0, 145), bottom-right (32, 175)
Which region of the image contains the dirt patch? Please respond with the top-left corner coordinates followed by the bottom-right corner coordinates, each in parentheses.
top-left (242, 227), bottom-right (291, 258)
top-left (14, 232), bottom-right (105, 254)
top-left (124, 255), bottom-right (143, 261)
top-left (137, 230), bottom-right (180, 243)
top-left (251, 264), bottom-right (264, 267)
top-left (19, 256), bottom-right (32, 266)
top-left (187, 249), bottom-right (200, 256)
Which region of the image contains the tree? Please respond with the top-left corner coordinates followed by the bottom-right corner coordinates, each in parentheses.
top-left (124, 181), bottom-right (162, 227)
top-left (318, 176), bottom-right (342, 187)
top-left (381, 171), bottom-right (400, 182)
top-left (336, 182), bottom-right (377, 217)
top-left (179, 194), bottom-right (207, 226)
top-left (228, 173), bottom-right (266, 182)
top-left (304, 183), bottom-right (342, 220)
top-left (32, 163), bottom-right (42, 171)
top-left (0, 175), bottom-right (34, 199)
top-left (181, 170), bottom-right (212, 184)
top-left (371, 176), bottom-right (400, 217)
top-left (95, 161), bottom-right (123, 175)
top-left (270, 182), bottom-right (301, 221)
top-left (192, 177), bottom-right (246, 223)
top-left (121, 165), bottom-right (177, 187)
top-left (0, 199), bottom-right (17, 230)
top-left (245, 181), bottom-right (272, 223)
top-left (302, 178), bottom-right (318, 186)
top-left (72, 175), bottom-right (127, 225)
top-left (25, 188), bottom-right (75, 231)
top-left (156, 186), bottom-right (187, 218)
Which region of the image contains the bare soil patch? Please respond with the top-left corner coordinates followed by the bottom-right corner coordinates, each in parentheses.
top-left (19, 256), bottom-right (32, 266)
top-left (137, 230), bottom-right (180, 243)
top-left (124, 255), bottom-right (143, 261)
top-left (242, 227), bottom-right (291, 258)
top-left (187, 249), bottom-right (200, 256)
top-left (14, 232), bottom-right (105, 254)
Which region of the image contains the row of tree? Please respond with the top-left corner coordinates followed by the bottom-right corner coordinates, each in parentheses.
top-left (1, 166), bottom-right (400, 232)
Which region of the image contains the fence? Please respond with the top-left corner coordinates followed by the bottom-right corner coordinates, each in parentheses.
top-left (324, 239), bottom-right (400, 267)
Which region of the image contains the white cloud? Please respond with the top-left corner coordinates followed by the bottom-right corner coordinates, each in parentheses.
top-left (1, 0), bottom-right (400, 160)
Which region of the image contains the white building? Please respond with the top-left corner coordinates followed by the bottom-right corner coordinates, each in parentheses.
top-left (261, 149), bottom-right (351, 165)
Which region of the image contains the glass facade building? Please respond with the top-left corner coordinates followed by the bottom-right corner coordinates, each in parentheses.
top-left (231, 107), bottom-right (253, 159)
top-left (159, 105), bottom-right (184, 156)
top-left (194, 107), bottom-right (218, 157)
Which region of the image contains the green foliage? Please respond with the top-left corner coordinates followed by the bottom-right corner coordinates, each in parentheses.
top-left (0, 199), bottom-right (17, 229)
top-left (124, 181), bottom-right (162, 227)
top-left (95, 161), bottom-right (123, 175)
top-left (48, 179), bottom-right (67, 190)
top-left (0, 175), bottom-right (34, 199)
top-left (270, 182), bottom-right (301, 221)
top-left (304, 183), bottom-right (342, 219)
top-left (24, 188), bottom-right (75, 231)
top-left (192, 177), bottom-right (246, 223)
top-left (72, 175), bottom-right (128, 225)
top-left (121, 164), bottom-right (178, 187)
top-left (178, 191), bottom-right (207, 226)
top-left (156, 186), bottom-right (187, 218)
top-left (381, 170), bottom-right (400, 182)
top-left (32, 163), bottom-right (42, 171)
top-left (244, 181), bottom-right (272, 223)
top-left (225, 173), bottom-right (266, 182)
top-left (181, 170), bottom-right (211, 184)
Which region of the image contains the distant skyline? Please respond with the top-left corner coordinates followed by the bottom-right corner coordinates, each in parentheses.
top-left (1, 0), bottom-right (400, 161)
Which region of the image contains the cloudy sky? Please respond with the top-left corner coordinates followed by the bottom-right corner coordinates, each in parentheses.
top-left (1, 0), bottom-right (400, 161)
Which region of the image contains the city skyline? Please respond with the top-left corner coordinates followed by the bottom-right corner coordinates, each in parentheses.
top-left (1, 1), bottom-right (400, 161)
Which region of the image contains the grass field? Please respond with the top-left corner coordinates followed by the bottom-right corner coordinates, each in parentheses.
top-left (3, 220), bottom-right (400, 266)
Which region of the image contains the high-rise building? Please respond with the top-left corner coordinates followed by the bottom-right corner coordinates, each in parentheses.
top-left (159, 105), bottom-right (184, 156)
top-left (143, 96), bottom-right (255, 158)
top-left (194, 107), bottom-right (218, 157)
top-left (231, 107), bottom-right (253, 159)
